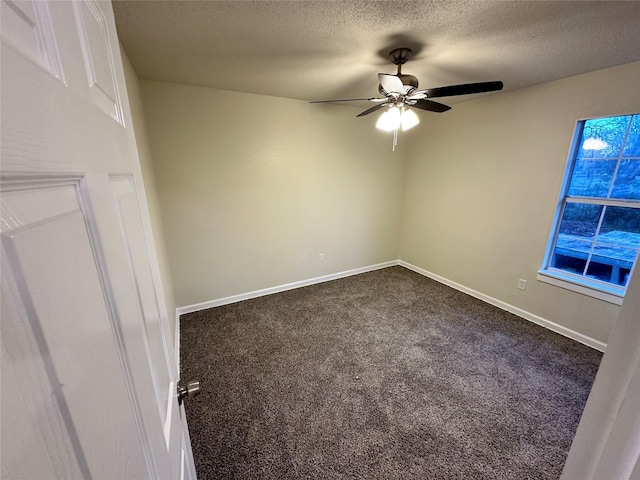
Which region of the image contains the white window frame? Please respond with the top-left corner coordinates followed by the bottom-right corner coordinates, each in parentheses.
top-left (538, 113), bottom-right (640, 306)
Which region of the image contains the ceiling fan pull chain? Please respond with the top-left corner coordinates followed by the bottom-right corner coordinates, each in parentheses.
top-left (392, 128), bottom-right (398, 151)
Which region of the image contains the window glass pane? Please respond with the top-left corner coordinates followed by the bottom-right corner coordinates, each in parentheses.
top-left (598, 206), bottom-right (640, 238)
top-left (551, 237), bottom-right (590, 274)
top-left (622, 114), bottom-right (640, 157)
top-left (585, 258), bottom-right (614, 283)
top-left (558, 203), bottom-right (603, 238)
top-left (552, 204), bottom-right (601, 278)
top-left (567, 159), bottom-right (616, 197)
top-left (588, 207), bottom-right (640, 286)
top-left (589, 244), bottom-right (637, 286)
top-left (611, 160), bottom-right (640, 200)
top-left (577, 115), bottom-right (631, 159)
top-left (591, 243), bottom-right (637, 265)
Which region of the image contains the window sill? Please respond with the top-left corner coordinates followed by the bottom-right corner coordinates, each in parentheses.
top-left (537, 269), bottom-right (624, 306)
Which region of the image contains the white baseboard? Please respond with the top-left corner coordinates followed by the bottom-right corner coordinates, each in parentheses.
top-left (174, 259), bottom-right (606, 353)
top-left (175, 260), bottom-right (399, 316)
top-left (398, 260), bottom-right (606, 352)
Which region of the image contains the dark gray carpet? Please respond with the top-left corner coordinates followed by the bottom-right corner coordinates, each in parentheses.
top-left (180, 266), bottom-right (601, 479)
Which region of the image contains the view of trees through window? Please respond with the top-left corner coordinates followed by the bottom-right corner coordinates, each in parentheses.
top-left (547, 114), bottom-right (640, 290)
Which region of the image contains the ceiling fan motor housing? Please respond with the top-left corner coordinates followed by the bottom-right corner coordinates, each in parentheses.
top-left (379, 73), bottom-right (419, 95)
top-left (398, 73), bottom-right (418, 89)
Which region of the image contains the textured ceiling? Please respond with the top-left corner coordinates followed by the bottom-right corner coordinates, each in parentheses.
top-left (113, 1), bottom-right (640, 106)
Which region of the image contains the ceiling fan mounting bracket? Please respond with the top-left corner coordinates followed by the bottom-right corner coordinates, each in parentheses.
top-left (389, 47), bottom-right (412, 66)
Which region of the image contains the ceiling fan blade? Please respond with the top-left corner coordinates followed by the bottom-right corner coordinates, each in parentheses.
top-left (378, 73), bottom-right (404, 95)
top-left (356, 103), bottom-right (389, 117)
top-left (424, 81), bottom-right (503, 98)
top-left (411, 99), bottom-right (451, 113)
top-left (309, 97), bottom-right (386, 104)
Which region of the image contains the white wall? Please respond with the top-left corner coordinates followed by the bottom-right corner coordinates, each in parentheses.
top-left (140, 81), bottom-right (405, 307)
top-left (400, 62), bottom-right (640, 345)
top-left (120, 47), bottom-right (178, 338)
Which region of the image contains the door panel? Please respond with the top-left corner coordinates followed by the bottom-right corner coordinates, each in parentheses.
top-left (0, 0), bottom-right (64, 80)
top-left (111, 175), bottom-right (172, 413)
top-left (1, 245), bottom-right (82, 480)
top-left (1, 177), bottom-right (148, 479)
top-left (1, 0), bottom-right (194, 478)
top-left (110, 174), bottom-right (181, 475)
top-left (73, 0), bottom-right (123, 123)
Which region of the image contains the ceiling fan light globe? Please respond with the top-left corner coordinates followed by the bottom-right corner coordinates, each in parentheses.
top-left (376, 106), bottom-right (401, 131)
top-left (401, 108), bottom-right (420, 131)
top-left (375, 111), bottom-right (391, 131)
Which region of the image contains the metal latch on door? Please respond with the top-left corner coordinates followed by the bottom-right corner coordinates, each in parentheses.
top-left (177, 380), bottom-right (201, 405)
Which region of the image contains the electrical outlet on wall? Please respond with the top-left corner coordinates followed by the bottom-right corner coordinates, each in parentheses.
top-left (517, 278), bottom-right (527, 290)
top-left (318, 253), bottom-right (325, 263)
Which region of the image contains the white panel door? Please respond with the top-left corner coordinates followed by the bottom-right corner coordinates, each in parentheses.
top-left (0, 1), bottom-right (195, 478)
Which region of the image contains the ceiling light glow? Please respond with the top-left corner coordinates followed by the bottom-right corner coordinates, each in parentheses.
top-left (376, 106), bottom-right (421, 150)
top-left (376, 106), bottom-right (420, 133)
top-left (583, 137), bottom-right (609, 151)
top-left (376, 106), bottom-right (401, 131)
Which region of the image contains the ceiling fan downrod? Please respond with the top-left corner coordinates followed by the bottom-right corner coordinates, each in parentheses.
top-left (384, 48), bottom-right (419, 93)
